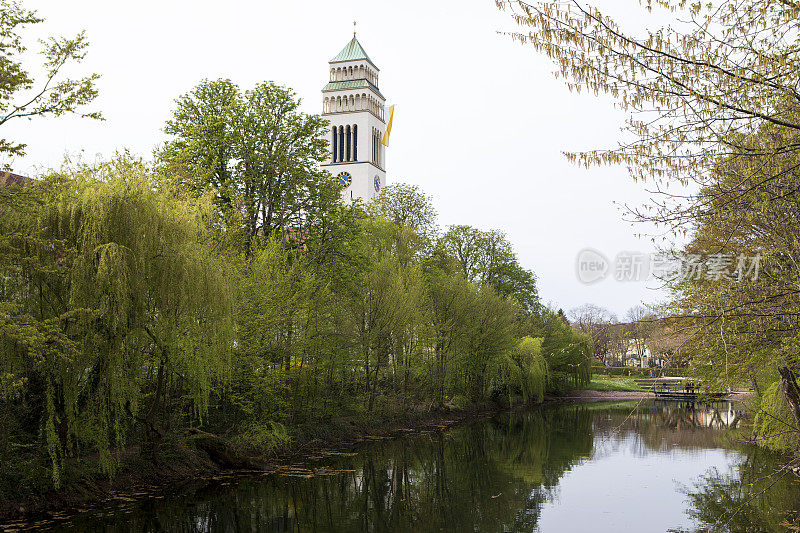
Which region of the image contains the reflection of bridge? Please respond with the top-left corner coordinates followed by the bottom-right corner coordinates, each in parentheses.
top-left (658, 400), bottom-right (743, 430)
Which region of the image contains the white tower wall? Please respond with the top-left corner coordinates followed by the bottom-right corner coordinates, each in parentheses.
top-left (321, 38), bottom-right (387, 203)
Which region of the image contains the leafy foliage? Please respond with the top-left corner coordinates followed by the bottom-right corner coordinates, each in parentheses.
top-left (0, 0), bottom-right (101, 159)
top-left (160, 79), bottom-right (338, 255)
top-left (0, 157), bottom-right (233, 486)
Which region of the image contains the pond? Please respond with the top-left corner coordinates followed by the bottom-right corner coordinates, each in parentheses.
top-left (34, 400), bottom-right (800, 532)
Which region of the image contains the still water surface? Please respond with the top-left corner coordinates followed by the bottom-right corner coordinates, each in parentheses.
top-left (42, 400), bottom-right (800, 532)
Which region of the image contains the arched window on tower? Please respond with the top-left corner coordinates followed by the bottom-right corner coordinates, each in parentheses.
top-left (352, 125), bottom-right (358, 161)
top-left (332, 126), bottom-right (337, 162)
top-left (338, 125), bottom-right (345, 162)
top-left (372, 128), bottom-right (377, 165)
top-left (345, 125), bottom-right (351, 162)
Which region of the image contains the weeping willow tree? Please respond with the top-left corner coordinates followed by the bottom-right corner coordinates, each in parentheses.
top-left (534, 310), bottom-right (591, 393)
top-left (0, 156), bottom-right (232, 486)
top-left (494, 336), bottom-right (547, 403)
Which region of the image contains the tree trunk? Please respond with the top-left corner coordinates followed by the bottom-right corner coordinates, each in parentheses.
top-left (778, 366), bottom-right (800, 430)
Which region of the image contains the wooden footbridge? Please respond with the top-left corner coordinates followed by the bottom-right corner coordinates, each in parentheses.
top-left (633, 378), bottom-right (730, 400)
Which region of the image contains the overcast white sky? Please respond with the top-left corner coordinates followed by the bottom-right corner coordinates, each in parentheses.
top-left (10, 0), bottom-right (678, 317)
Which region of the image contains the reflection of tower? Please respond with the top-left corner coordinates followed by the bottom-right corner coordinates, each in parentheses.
top-left (321, 32), bottom-right (387, 203)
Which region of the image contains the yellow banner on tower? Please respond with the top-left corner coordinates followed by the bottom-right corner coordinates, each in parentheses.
top-left (381, 105), bottom-right (395, 147)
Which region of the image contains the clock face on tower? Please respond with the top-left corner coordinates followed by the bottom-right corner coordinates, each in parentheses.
top-left (337, 171), bottom-right (352, 187)
top-left (374, 176), bottom-right (381, 192)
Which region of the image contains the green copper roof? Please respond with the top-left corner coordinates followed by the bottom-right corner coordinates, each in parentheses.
top-left (330, 36), bottom-right (377, 68)
top-left (323, 79), bottom-right (384, 99)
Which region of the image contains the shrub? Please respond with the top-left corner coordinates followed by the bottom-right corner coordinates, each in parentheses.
top-left (753, 382), bottom-right (800, 453)
top-left (446, 395), bottom-right (471, 411)
top-left (232, 422), bottom-right (291, 456)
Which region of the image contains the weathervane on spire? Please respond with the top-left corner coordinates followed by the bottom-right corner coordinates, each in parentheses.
top-left (353, 20), bottom-right (357, 36)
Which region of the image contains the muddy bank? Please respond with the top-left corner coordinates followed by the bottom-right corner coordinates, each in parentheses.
top-left (557, 389), bottom-right (655, 401)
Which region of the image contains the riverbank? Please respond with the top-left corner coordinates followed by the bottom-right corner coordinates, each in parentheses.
top-left (0, 400), bottom-right (537, 529)
top-left (556, 389), bottom-right (655, 401)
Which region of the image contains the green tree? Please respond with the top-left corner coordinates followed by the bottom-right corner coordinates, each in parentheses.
top-left (371, 183), bottom-right (438, 247)
top-left (496, 336), bottom-right (547, 403)
top-left (0, 0), bottom-right (101, 158)
top-left (458, 285), bottom-right (518, 401)
top-left (160, 79), bottom-right (240, 209)
top-left (161, 79), bottom-right (338, 254)
top-left (0, 156), bottom-right (233, 485)
top-left (422, 262), bottom-right (473, 405)
top-left (438, 225), bottom-right (539, 311)
top-left (535, 309), bottom-right (591, 392)
top-left (343, 217), bottom-right (427, 411)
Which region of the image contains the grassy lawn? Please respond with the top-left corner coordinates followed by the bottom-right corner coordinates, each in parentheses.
top-left (585, 375), bottom-right (644, 392)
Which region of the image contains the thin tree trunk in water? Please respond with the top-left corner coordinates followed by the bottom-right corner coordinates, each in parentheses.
top-left (285, 320), bottom-right (293, 421)
top-left (778, 366), bottom-right (800, 430)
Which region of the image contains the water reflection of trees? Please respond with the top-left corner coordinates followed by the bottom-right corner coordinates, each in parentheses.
top-left (53, 406), bottom-right (595, 532)
top-left (49, 402), bottom-right (798, 533)
top-left (682, 446), bottom-right (800, 533)
top-left (229, 406), bottom-right (595, 532)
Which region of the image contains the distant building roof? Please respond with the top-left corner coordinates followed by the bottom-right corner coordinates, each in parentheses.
top-left (0, 171), bottom-right (29, 187)
top-left (330, 36), bottom-right (377, 69)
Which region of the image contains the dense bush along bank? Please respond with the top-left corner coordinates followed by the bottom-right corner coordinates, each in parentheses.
top-left (0, 151), bottom-right (590, 502)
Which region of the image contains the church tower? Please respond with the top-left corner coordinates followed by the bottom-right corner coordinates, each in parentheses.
top-left (322, 33), bottom-right (386, 203)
